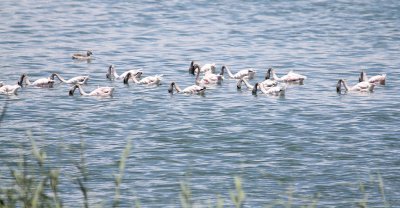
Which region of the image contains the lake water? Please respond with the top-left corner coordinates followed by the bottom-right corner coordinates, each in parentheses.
top-left (1, 0), bottom-right (399, 207)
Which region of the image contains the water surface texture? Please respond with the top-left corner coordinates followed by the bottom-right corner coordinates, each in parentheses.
top-left (1, 0), bottom-right (400, 207)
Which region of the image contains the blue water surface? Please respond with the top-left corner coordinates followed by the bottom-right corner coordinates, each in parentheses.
top-left (1, 0), bottom-right (399, 207)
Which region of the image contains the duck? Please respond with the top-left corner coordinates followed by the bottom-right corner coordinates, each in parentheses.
top-left (358, 71), bottom-right (386, 85)
top-left (51, 73), bottom-right (89, 85)
top-left (69, 84), bottom-right (114, 97)
top-left (188, 61), bottom-right (216, 74)
top-left (261, 70), bottom-right (279, 87)
top-left (194, 65), bottom-right (224, 85)
top-left (200, 63), bottom-right (216, 74)
top-left (168, 82), bottom-right (206, 95)
top-left (106, 65), bottom-right (142, 80)
top-left (0, 82), bottom-right (21, 95)
top-left (202, 66), bottom-right (224, 84)
top-left (267, 68), bottom-right (307, 84)
top-left (252, 82), bottom-right (287, 96)
top-left (238, 71), bottom-right (278, 90)
top-left (336, 79), bottom-right (375, 93)
top-left (72, 50), bottom-right (93, 60)
top-left (236, 78), bottom-right (279, 93)
top-left (223, 65), bottom-right (256, 80)
top-left (123, 72), bottom-right (162, 85)
top-left (17, 73), bottom-right (55, 88)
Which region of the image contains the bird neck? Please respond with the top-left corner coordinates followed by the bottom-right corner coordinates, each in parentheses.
top-left (77, 85), bottom-right (89, 95)
top-left (341, 80), bottom-right (350, 91)
top-left (174, 83), bottom-right (182, 92)
top-left (52, 73), bottom-right (67, 83)
top-left (242, 79), bottom-right (253, 89)
top-left (224, 66), bottom-right (235, 78)
top-left (359, 71), bottom-right (368, 82)
top-left (252, 83), bottom-right (258, 95)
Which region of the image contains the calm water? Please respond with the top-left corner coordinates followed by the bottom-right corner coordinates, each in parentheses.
top-left (1, 0), bottom-right (400, 207)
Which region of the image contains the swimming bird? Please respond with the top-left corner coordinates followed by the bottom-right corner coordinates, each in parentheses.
top-left (0, 82), bottom-right (21, 95)
top-left (51, 73), bottom-right (89, 85)
top-left (123, 72), bottom-right (162, 85)
top-left (336, 79), bottom-right (375, 93)
top-left (18, 73), bottom-right (55, 88)
top-left (252, 82), bottom-right (286, 96)
top-left (202, 66), bottom-right (224, 84)
top-left (188, 61), bottom-right (216, 74)
top-left (237, 71), bottom-right (278, 90)
top-left (194, 65), bottom-right (224, 85)
top-left (267, 68), bottom-right (307, 84)
top-left (261, 70), bottom-right (279, 87)
top-left (236, 78), bottom-right (279, 93)
top-left (223, 65), bottom-right (256, 80)
top-left (236, 78), bottom-right (255, 90)
top-left (106, 65), bottom-right (142, 80)
top-left (72, 50), bottom-right (93, 60)
top-left (358, 71), bottom-right (386, 85)
top-left (69, 84), bottom-right (114, 97)
top-left (168, 82), bottom-right (206, 95)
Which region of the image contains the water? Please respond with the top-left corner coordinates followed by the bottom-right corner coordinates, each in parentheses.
top-left (1, 0), bottom-right (400, 207)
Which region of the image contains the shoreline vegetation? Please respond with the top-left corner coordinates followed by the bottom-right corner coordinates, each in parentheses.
top-left (0, 104), bottom-right (392, 208)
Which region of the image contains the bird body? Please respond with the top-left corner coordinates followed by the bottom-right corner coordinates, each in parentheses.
top-left (223, 65), bottom-right (256, 80)
top-left (168, 82), bottom-right (206, 95)
top-left (123, 72), bottom-right (162, 85)
top-left (69, 85), bottom-right (114, 97)
top-left (0, 82), bottom-right (21, 95)
top-left (51, 73), bottom-right (89, 84)
top-left (106, 65), bottom-right (142, 80)
top-left (194, 65), bottom-right (224, 85)
top-left (359, 71), bottom-right (386, 85)
top-left (252, 82), bottom-right (286, 96)
top-left (188, 61), bottom-right (216, 74)
top-left (18, 74), bottom-right (54, 88)
top-left (72, 50), bottom-right (93, 60)
top-left (267, 68), bottom-right (306, 83)
top-left (337, 79), bottom-right (375, 93)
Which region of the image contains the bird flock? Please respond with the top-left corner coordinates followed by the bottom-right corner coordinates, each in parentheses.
top-left (0, 51), bottom-right (387, 97)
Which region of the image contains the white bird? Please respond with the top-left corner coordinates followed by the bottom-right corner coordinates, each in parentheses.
top-left (236, 78), bottom-right (282, 95)
top-left (72, 50), bottom-right (93, 60)
top-left (236, 71), bottom-right (277, 90)
top-left (123, 72), bottom-right (162, 85)
top-left (69, 84), bottom-right (114, 97)
top-left (336, 79), bottom-right (375, 93)
top-left (188, 61), bottom-right (216, 74)
top-left (223, 65), bottom-right (256, 80)
top-left (18, 73), bottom-right (55, 88)
top-left (202, 67), bottom-right (224, 84)
top-left (193, 65), bottom-right (224, 85)
top-left (267, 68), bottom-right (307, 84)
top-left (51, 73), bottom-right (89, 85)
top-left (236, 78), bottom-right (256, 90)
top-left (200, 63), bottom-right (216, 74)
top-left (106, 65), bottom-right (142, 80)
top-left (261, 70), bottom-right (279, 87)
top-left (252, 82), bottom-right (287, 96)
top-left (358, 71), bottom-right (386, 85)
top-left (168, 82), bottom-right (206, 95)
top-left (0, 82), bottom-right (21, 95)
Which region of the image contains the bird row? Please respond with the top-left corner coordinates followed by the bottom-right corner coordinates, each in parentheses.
top-left (69, 50), bottom-right (380, 95)
top-left (1, 55), bottom-right (387, 97)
